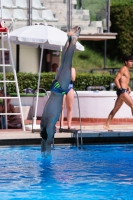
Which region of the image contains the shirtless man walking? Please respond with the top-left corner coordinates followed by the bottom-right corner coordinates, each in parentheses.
top-left (40, 26), bottom-right (81, 156)
top-left (104, 55), bottom-right (133, 131)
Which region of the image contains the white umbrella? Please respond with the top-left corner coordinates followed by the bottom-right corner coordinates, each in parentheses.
top-left (4, 25), bottom-right (84, 126)
top-left (4, 25), bottom-right (84, 51)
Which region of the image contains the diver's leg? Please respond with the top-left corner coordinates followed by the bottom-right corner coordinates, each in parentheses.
top-left (61, 26), bottom-right (78, 64)
top-left (56, 26), bottom-right (79, 80)
top-left (55, 41), bottom-right (70, 80)
top-left (58, 27), bottom-right (81, 90)
top-left (63, 27), bottom-right (81, 64)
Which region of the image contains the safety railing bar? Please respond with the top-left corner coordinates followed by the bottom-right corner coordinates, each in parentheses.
top-left (31, 88), bottom-right (49, 133)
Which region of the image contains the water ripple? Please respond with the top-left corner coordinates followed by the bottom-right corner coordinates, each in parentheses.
top-left (0, 144), bottom-right (133, 199)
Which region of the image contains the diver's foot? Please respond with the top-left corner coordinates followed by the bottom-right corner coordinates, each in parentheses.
top-left (72, 27), bottom-right (81, 39)
top-left (103, 124), bottom-right (113, 132)
top-left (67, 26), bottom-right (78, 36)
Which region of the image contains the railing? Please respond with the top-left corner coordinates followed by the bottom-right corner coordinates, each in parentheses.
top-left (89, 68), bottom-right (133, 75)
top-left (87, 86), bottom-right (106, 91)
top-left (89, 68), bottom-right (119, 75)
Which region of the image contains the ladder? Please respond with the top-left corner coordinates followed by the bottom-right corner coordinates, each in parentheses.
top-left (0, 21), bottom-right (25, 131)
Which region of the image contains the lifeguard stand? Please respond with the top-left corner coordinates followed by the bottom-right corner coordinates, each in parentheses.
top-left (0, 17), bottom-right (25, 130)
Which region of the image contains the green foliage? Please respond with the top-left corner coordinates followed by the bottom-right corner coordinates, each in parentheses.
top-left (0, 72), bottom-right (115, 92)
top-left (10, 93), bottom-right (46, 97)
top-left (74, 73), bottom-right (115, 90)
top-left (108, 5), bottom-right (133, 60)
top-left (73, 40), bottom-right (123, 70)
top-left (111, 0), bottom-right (133, 6)
top-left (0, 99), bottom-right (3, 104)
top-left (77, 0), bottom-right (106, 21)
top-left (0, 72), bottom-right (55, 93)
top-left (73, 3), bottom-right (133, 66)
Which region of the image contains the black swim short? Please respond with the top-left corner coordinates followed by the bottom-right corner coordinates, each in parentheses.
top-left (50, 80), bottom-right (66, 95)
top-left (116, 88), bottom-right (128, 97)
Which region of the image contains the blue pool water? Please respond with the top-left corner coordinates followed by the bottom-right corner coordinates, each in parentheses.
top-left (0, 144), bottom-right (133, 200)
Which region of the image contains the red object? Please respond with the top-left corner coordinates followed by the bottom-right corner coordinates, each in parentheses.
top-left (0, 22), bottom-right (8, 32)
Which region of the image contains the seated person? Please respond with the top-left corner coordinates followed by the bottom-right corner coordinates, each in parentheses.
top-left (3, 94), bottom-right (22, 129)
top-left (51, 63), bottom-right (58, 72)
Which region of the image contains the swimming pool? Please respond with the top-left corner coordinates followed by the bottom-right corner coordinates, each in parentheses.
top-left (0, 144), bottom-right (133, 200)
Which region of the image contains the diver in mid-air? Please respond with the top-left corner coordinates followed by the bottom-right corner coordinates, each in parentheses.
top-left (40, 26), bottom-right (81, 156)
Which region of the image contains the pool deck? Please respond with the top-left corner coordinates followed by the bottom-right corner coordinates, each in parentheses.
top-left (0, 120), bottom-right (133, 146)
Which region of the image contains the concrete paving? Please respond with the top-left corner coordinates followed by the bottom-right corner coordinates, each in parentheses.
top-left (0, 124), bottom-right (133, 146)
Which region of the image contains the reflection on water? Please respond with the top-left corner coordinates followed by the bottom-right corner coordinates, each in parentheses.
top-left (0, 145), bottom-right (133, 199)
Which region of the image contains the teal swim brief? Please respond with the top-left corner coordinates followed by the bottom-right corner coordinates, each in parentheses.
top-left (50, 80), bottom-right (66, 95)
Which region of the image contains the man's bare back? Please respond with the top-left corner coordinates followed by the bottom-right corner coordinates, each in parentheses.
top-left (118, 66), bottom-right (130, 89)
top-left (104, 55), bottom-right (133, 131)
